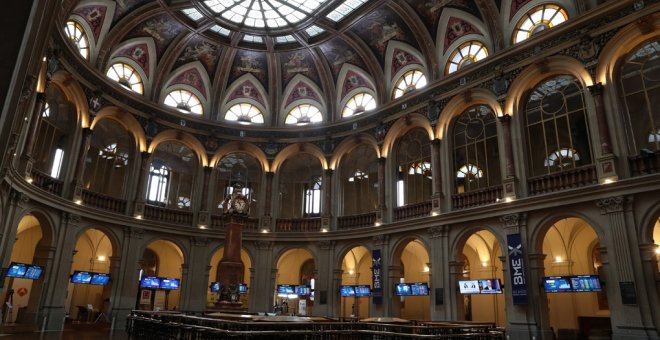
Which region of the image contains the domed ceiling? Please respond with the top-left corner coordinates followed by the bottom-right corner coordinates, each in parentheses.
top-left (62, 0), bottom-right (531, 127)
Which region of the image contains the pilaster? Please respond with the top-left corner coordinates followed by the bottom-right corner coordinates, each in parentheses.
top-left (427, 225), bottom-right (450, 320)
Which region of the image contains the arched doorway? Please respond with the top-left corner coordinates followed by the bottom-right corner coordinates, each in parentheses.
top-left (339, 246), bottom-right (372, 318)
top-left (1, 214), bottom-right (53, 325)
top-left (392, 239), bottom-right (430, 320)
top-left (137, 240), bottom-right (184, 311)
top-left (66, 228), bottom-right (115, 323)
top-left (208, 247), bottom-right (252, 308)
top-left (456, 230), bottom-right (505, 326)
top-left (653, 218), bottom-right (660, 273)
top-left (275, 248), bottom-right (315, 315)
top-left (540, 218), bottom-right (610, 338)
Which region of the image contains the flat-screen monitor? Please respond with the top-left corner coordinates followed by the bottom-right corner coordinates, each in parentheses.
top-left (295, 285), bottom-right (311, 296)
top-left (394, 283), bottom-right (412, 296)
top-left (239, 283), bottom-right (248, 294)
top-left (339, 285), bottom-right (356, 297)
top-left (6, 263), bottom-right (27, 278)
top-left (160, 278), bottom-right (180, 290)
top-left (24, 265), bottom-right (44, 280)
top-left (411, 282), bottom-right (430, 296)
top-left (140, 276), bottom-right (161, 289)
top-left (570, 275), bottom-right (602, 292)
top-left (90, 273), bottom-right (110, 285)
top-left (478, 279), bottom-right (502, 294)
top-left (459, 280), bottom-right (481, 294)
top-left (277, 284), bottom-right (294, 294)
top-left (210, 282), bottom-right (220, 292)
top-left (544, 276), bottom-right (573, 293)
top-left (71, 271), bottom-right (93, 284)
top-left (354, 285), bottom-right (371, 297)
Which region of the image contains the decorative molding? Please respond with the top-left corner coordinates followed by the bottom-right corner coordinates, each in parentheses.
top-left (372, 234), bottom-right (389, 245)
top-left (596, 196), bottom-right (625, 214)
top-left (427, 225), bottom-right (448, 239)
top-left (500, 212), bottom-right (526, 232)
top-left (191, 236), bottom-right (208, 247)
top-left (317, 240), bottom-right (334, 250)
top-left (253, 240), bottom-right (273, 250)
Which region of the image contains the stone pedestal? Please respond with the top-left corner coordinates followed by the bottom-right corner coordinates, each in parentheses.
top-left (216, 215), bottom-right (245, 308)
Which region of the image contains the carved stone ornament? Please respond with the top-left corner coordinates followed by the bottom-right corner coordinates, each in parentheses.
top-left (427, 225), bottom-right (448, 238)
top-left (131, 227), bottom-right (145, 239)
top-left (317, 240), bottom-right (334, 250)
top-left (10, 190), bottom-right (29, 205)
top-left (500, 213), bottom-right (520, 228)
top-left (20, 76), bottom-right (36, 103)
top-left (372, 234), bottom-right (388, 245)
top-left (596, 196), bottom-right (625, 214)
top-left (66, 213), bottom-right (82, 224)
top-left (191, 236), bottom-right (208, 247)
top-left (253, 240), bottom-right (273, 250)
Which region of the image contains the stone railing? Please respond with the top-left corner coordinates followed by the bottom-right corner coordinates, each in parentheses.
top-left (337, 212), bottom-right (377, 230)
top-left (528, 165), bottom-right (598, 196)
top-left (629, 151), bottom-right (660, 176)
top-left (144, 205), bottom-right (193, 225)
top-left (81, 189), bottom-right (127, 214)
top-left (275, 218), bottom-right (321, 232)
top-left (210, 214), bottom-right (259, 231)
top-left (30, 169), bottom-right (63, 195)
top-left (452, 185), bottom-right (503, 210)
top-left (394, 201), bottom-right (432, 221)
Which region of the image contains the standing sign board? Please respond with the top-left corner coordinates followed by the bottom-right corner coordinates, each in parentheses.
top-left (506, 233), bottom-right (528, 305)
top-left (372, 249), bottom-right (382, 305)
top-left (298, 299), bottom-right (307, 315)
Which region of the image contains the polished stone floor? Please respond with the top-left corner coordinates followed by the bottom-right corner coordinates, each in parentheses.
top-left (0, 330), bottom-right (128, 339)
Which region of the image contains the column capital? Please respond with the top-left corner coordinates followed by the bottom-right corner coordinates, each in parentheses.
top-left (140, 151), bottom-right (151, 161)
top-left (190, 236), bottom-right (208, 247)
top-left (431, 138), bottom-right (441, 146)
top-left (596, 196), bottom-right (628, 214)
top-left (427, 225), bottom-right (449, 239)
top-left (587, 82), bottom-right (604, 96)
top-left (498, 114), bottom-right (512, 124)
top-left (265, 171), bottom-right (275, 178)
top-left (372, 234), bottom-right (389, 246)
top-left (378, 157), bottom-right (386, 164)
top-left (317, 240), bottom-right (335, 250)
top-left (500, 212), bottom-right (526, 231)
top-left (253, 240), bottom-right (273, 250)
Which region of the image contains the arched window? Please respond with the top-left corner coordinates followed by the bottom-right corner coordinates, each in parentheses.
top-left (340, 145), bottom-right (378, 216)
top-left (214, 153), bottom-right (262, 217)
top-left (393, 70), bottom-right (427, 99)
top-left (618, 40), bottom-right (660, 154)
top-left (304, 176), bottom-right (322, 217)
top-left (106, 63), bottom-right (144, 94)
top-left (524, 75), bottom-right (593, 176)
top-left (164, 89), bottom-right (203, 115)
top-left (342, 92), bottom-right (376, 118)
top-left (452, 105), bottom-right (500, 193)
top-left (147, 162), bottom-right (170, 205)
top-left (285, 104), bottom-right (323, 125)
top-left (446, 41), bottom-right (488, 75)
top-left (224, 103), bottom-right (264, 124)
top-left (64, 20), bottom-right (89, 60)
top-left (513, 4), bottom-right (568, 44)
top-left (396, 129), bottom-right (432, 207)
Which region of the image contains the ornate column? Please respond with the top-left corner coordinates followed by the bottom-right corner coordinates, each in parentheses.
top-left (448, 260), bottom-right (465, 320)
top-left (427, 225), bottom-right (450, 320)
top-left (498, 114), bottom-right (517, 198)
top-left (322, 169), bottom-right (333, 230)
top-left (587, 83), bottom-right (618, 182)
top-left (23, 245), bottom-right (57, 324)
top-left (112, 227), bottom-right (145, 329)
top-left (315, 240), bottom-right (335, 316)
top-left (430, 139), bottom-right (443, 213)
top-left (377, 157), bottom-right (387, 224)
top-left (71, 127), bottom-right (93, 202)
top-left (250, 240), bottom-right (274, 313)
top-left (19, 92), bottom-right (47, 178)
top-left (182, 236), bottom-right (209, 313)
top-left (133, 151), bottom-right (151, 218)
top-left (198, 166), bottom-right (212, 227)
top-left (526, 253), bottom-right (552, 339)
top-left (262, 172), bottom-right (274, 230)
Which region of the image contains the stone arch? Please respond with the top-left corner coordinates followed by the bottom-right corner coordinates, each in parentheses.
top-left (502, 0), bottom-right (578, 47)
top-left (450, 224), bottom-right (507, 262)
top-left (140, 236), bottom-right (188, 265)
top-left (436, 8), bottom-right (493, 72)
top-left (14, 208), bottom-right (57, 248)
top-left (90, 106), bottom-right (147, 152)
top-left (336, 63), bottom-right (377, 108)
top-left (106, 37), bottom-right (157, 95)
top-left (330, 134), bottom-right (380, 170)
top-left (68, 1), bottom-right (116, 63)
top-left (381, 113), bottom-right (434, 158)
top-left (280, 74), bottom-right (327, 125)
top-left (50, 70), bottom-right (91, 128)
top-left (147, 129), bottom-right (209, 167)
top-left (221, 73), bottom-right (270, 123)
top-left (209, 141), bottom-right (270, 172)
top-left (385, 41), bottom-right (428, 98)
top-left (335, 242), bottom-right (373, 269)
top-left (160, 62), bottom-right (212, 118)
top-left (435, 88), bottom-right (503, 140)
top-left (72, 224), bottom-right (121, 259)
top-left (271, 143), bottom-right (328, 173)
top-left (529, 211), bottom-right (605, 255)
top-left (640, 200), bottom-right (660, 244)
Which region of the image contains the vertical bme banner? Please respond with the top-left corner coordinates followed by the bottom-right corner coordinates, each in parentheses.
top-left (506, 233), bottom-right (528, 305)
top-left (372, 249), bottom-right (382, 304)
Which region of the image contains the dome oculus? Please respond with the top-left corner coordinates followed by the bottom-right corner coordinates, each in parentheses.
top-left (203, 0), bottom-right (329, 29)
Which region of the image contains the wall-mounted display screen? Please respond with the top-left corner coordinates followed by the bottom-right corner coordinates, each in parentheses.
top-left (478, 279), bottom-right (502, 294)
top-left (394, 283), bottom-right (412, 296)
top-left (544, 275), bottom-right (602, 293)
top-left (90, 273), bottom-right (110, 285)
top-left (339, 285), bottom-right (356, 297)
top-left (159, 278), bottom-right (180, 290)
top-left (411, 283), bottom-right (430, 296)
top-left (239, 283), bottom-right (248, 294)
top-left (6, 263), bottom-right (27, 278)
top-left (140, 276), bottom-right (161, 289)
top-left (459, 280), bottom-right (480, 294)
top-left (24, 265), bottom-right (44, 280)
top-left (277, 285), bottom-right (294, 294)
top-left (71, 271), bottom-right (93, 284)
top-left (544, 276), bottom-right (574, 293)
top-left (354, 285), bottom-right (371, 297)
top-left (295, 285), bottom-right (311, 296)
top-left (210, 282), bottom-right (220, 292)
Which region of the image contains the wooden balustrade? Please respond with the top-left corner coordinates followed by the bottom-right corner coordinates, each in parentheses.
top-left (210, 214), bottom-right (259, 230)
top-left (30, 169), bottom-right (63, 195)
top-left (629, 151), bottom-right (660, 176)
top-left (527, 165), bottom-right (598, 196)
top-left (337, 212), bottom-right (377, 230)
top-left (452, 185), bottom-right (503, 210)
top-left (393, 201), bottom-right (432, 221)
top-left (81, 189), bottom-right (127, 214)
top-left (144, 205), bottom-right (193, 225)
top-left (275, 218), bottom-right (321, 232)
